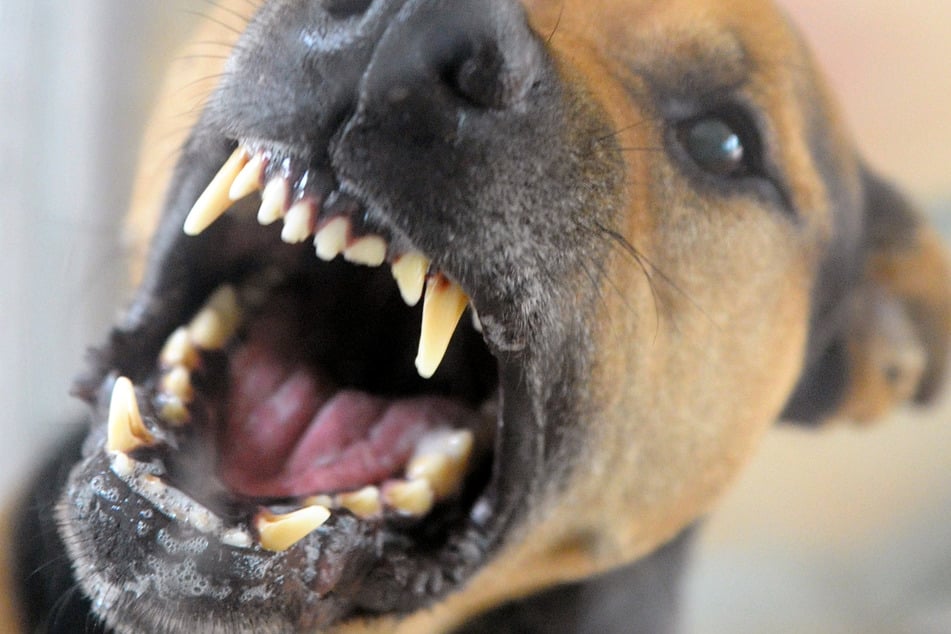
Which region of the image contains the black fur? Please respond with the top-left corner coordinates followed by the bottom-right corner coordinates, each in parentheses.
top-left (13, 426), bottom-right (106, 633)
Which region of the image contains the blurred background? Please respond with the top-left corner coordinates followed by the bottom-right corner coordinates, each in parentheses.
top-left (0, 1), bottom-right (948, 632)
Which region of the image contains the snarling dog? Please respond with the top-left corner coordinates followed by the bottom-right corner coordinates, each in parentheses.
top-left (8, 0), bottom-right (951, 632)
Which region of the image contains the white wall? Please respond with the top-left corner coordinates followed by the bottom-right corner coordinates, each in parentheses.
top-left (0, 1), bottom-right (201, 487)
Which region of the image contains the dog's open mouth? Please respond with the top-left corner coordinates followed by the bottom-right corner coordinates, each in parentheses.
top-left (58, 139), bottom-right (536, 630)
top-left (153, 144), bottom-right (499, 519)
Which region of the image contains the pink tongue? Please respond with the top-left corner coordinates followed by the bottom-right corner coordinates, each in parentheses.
top-left (218, 343), bottom-right (474, 498)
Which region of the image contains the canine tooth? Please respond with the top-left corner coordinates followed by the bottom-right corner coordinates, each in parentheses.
top-left (159, 327), bottom-right (199, 370)
top-left (314, 217), bottom-right (349, 261)
top-left (406, 429), bottom-right (474, 499)
top-left (337, 486), bottom-right (383, 519)
top-left (106, 377), bottom-right (155, 453)
top-left (258, 178), bottom-right (289, 225)
top-left (256, 505), bottom-right (331, 552)
top-left (343, 236), bottom-right (387, 267)
top-left (183, 147), bottom-right (249, 236)
top-left (229, 152), bottom-right (265, 200)
top-left (188, 285), bottom-right (242, 350)
top-left (391, 252), bottom-right (429, 306)
top-left (415, 276), bottom-right (468, 379)
top-left (161, 365), bottom-right (194, 403)
top-left (383, 479), bottom-right (435, 517)
top-left (281, 200), bottom-right (316, 244)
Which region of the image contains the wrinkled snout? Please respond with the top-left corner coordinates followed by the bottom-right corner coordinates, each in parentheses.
top-left (215, 0), bottom-right (544, 152)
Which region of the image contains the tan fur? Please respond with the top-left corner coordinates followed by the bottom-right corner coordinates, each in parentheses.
top-left (0, 513), bottom-right (25, 633)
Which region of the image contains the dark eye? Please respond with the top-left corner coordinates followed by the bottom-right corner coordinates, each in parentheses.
top-left (678, 117), bottom-right (748, 177)
top-left (669, 108), bottom-right (790, 208)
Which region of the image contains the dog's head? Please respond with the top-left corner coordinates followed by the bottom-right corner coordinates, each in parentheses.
top-left (58, 0), bottom-right (950, 631)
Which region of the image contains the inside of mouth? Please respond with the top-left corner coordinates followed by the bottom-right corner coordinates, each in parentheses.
top-left (149, 238), bottom-right (499, 524)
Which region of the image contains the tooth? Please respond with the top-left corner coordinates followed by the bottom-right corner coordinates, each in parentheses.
top-left (256, 505), bottom-right (331, 552)
top-left (343, 236), bottom-right (387, 267)
top-left (183, 147), bottom-right (249, 236)
top-left (258, 178), bottom-right (289, 225)
top-left (106, 377), bottom-right (155, 453)
top-left (406, 429), bottom-right (474, 499)
top-left (229, 152), bottom-right (265, 201)
top-left (383, 479), bottom-right (435, 517)
top-left (160, 366), bottom-right (194, 403)
top-left (221, 529), bottom-right (253, 549)
top-left (314, 217), bottom-right (349, 261)
top-left (415, 275), bottom-right (468, 379)
top-left (159, 327), bottom-right (199, 370)
top-left (390, 252), bottom-right (429, 306)
top-left (188, 285), bottom-right (242, 350)
top-left (303, 495), bottom-right (335, 509)
top-left (336, 486), bottom-right (383, 519)
top-left (157, 396), bottom-right (190, 427)
top-left (111, 452), bottom-right (136, 478)
top-left (281, 199), bottom-right (316, 244)
top-left (470, 307), bottom-right (483, 333)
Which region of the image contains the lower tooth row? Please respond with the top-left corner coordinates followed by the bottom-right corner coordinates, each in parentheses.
top-left (108, 376), bottom-right (477, 553)
top-left (252, 472), bottom-right (439, 552)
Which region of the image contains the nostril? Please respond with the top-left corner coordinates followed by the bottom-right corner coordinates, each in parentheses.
top-left (446, 42), bottom-right (511, 110)
top-left (323, 0), bottom-right (372, 19)
top-left (359, 2), bottom-right (542, 118)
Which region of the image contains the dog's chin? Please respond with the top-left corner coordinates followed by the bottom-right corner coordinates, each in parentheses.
top-left (56, 146), bottom-right (544, 633)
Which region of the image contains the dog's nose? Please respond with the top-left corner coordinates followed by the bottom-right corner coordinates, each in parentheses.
top-left (370, 0), bottom-right (539, 107)
top-left (355, 0), bottom-right (543, 139)
top-left (216, 0), bottom-right (542, 151)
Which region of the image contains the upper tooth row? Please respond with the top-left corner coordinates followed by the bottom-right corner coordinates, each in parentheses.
top-left (182, 146), bottom-right (473, 380)
top-left (183, 146), bottom-right (389, 266)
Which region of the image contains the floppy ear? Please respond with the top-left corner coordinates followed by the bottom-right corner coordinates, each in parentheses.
top-left (783, 168), bottom-right (951, 425)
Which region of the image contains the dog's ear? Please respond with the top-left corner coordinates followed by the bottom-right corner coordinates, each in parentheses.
top-left (783, 169), bottom-right (951, 425)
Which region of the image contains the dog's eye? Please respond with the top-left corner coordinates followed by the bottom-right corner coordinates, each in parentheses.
top-left (678, 117), bottom-right (749, 177)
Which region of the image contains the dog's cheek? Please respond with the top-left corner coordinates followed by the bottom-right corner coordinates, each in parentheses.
top-left (575, 178), bottom-right (813, 564)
